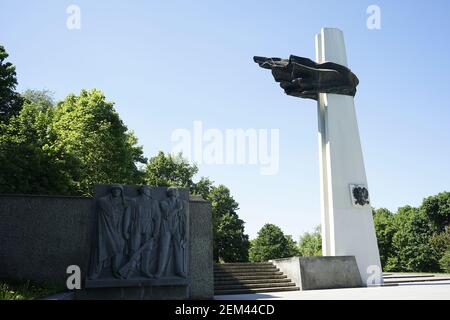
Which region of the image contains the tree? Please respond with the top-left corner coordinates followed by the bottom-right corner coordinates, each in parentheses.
top-left (0, 45), bottom-right (23, 122)
top-left (440, 250), bottom-right (450, 273)
top-left (298, 225), bottom-right (322, 257)
top-left (372, 193), bottom-right (450, 273)
top-left (21, 89), bottom-right (55, 110)
top-left (143, 152), bottom-right (198, 188)
top-left (0, 89), bottom-right (147, 196)
top-left (208, 185), bottom-right (249, 262)
top-left (429, 227), bottom-right (450, 271)
top-left (285, 235), bottom-right (300, 257)
top-left (249, 224), bottom-right (297, 262)
top-left (373, 208), bottom-right (397, 270)
top-left (0, 99), bottom-right (74, 194)
top-left (51, 89), bottom-right (146, 195)
top-left (215, 212), bottom-right (249, 262)
top-left (420, 192), bottom-right (450, 232)
top-left (191, 177), bottom-right (214, 200)
top-left (388, 206), bottom-right (440, 272)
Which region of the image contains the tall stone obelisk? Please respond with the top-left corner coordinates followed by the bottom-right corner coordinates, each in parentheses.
top-left (316, 28), bottom-right (382, 285)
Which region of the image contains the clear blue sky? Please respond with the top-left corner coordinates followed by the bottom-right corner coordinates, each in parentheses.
top-left (1, 0), bottom-right (449, 240)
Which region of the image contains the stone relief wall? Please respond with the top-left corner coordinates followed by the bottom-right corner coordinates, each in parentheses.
top-left (0, 193), bottom-right (213, 299)
top-left (88, 185), bottom-right (189, 281)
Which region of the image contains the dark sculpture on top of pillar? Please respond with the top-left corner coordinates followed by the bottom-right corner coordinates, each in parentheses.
top-left (253, 55), bottom-right (359, 101)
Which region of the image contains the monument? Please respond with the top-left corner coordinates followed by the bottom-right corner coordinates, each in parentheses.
top-left (83, 184), bottom-right (191, 299)
top-left (255, 28), bottom-right (382, 286)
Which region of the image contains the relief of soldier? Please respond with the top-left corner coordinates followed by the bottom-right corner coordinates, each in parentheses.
top-left (88, 185), bottom-right (187, 280)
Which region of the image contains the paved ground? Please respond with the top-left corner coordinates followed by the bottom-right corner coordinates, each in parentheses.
top-left (214, 279), bottom-right (450, 300)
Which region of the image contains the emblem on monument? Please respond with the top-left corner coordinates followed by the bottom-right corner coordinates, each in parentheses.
top-left (349, 184), bottom-right (370, 207)
top-left (87, 185), bottom-right (189, 282)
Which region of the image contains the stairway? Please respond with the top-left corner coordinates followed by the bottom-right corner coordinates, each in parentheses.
top-left (214, 262), bottom-right (300, 295)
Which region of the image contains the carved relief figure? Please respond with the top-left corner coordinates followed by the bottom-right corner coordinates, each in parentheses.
top-left (88, 185), bottom-right (188, 281)
top-left (118, 186), bottom-right (161, 278)
top-left (88, 185), bottom-right (132, 279)
top-left (155, 187), bottom-right (187, 278)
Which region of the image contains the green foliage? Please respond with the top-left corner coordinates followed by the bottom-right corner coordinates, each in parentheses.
top-left (191, 176), bottom-right (214, 200)
top-left (21, 89), bottom-right (55, 110)
top-left (429, 228), bottom-right (450, 266)
top-left (249, 224), bottom-right (298, 262)
top-left (390, 207), bottom-right (439, 272)
top-left (144, 152), bottom-right (198, 188)
top-left (298, 225), bottom-right (322, 257)
top-left (143, 152), bottom-right (249, 262)
top-left (0, 280), bottom-right (62, 300)
top-left (420, 192), bottom-right (450, 232)
top-left (51, 89), bottom-right (146, 195)
top-left (372, 208), bottom-right (397, 269)
top-left (373, 195), bottom-right (450, 274)
top-left (215, 212), bottom-right (250, 262)
top-left (0, 89), bottom-right (146, 196)
top-left (0, 100), bottom-right (74, 194)
top-left (204, 184), bottom-right (249, 262)
top-left (285, 235), bottom-right (300, 257)
top-left (439, 250), bottom-right (450, 273)
top-left (0, 45), bottom-right (23, 123)
top-left (208, 184), bottom-right (239, 220)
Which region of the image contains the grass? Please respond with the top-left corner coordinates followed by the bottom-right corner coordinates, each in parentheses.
top-left (0, 280), bottom-right (64, 300)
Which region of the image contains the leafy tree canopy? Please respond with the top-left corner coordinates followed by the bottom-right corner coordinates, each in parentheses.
top-left (249, 224), bottom-right (298, 262)
top-left (298, 225), bottom-right (322, 257)
top-left (0, 89), bottom-right (147, 196)
top-left (420, 192), bottom-right (450, 232)
top-left (143, 152), bottom-right (198, 189)
top-left (0, 45), bottom-right (23, 122)
top-left (51, 89), bottom-right (146, 195)
top-left (0, 99), bottom-right (72, 194)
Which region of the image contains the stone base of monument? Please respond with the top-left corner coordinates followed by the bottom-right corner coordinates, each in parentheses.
top-left (76, 277), bottom-right (190, 300)
top-left (270, 256), bottom-right (363, 291)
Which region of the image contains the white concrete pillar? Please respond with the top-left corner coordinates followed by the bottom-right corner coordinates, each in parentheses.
top-left (315, 28), bottom-right (382, 285)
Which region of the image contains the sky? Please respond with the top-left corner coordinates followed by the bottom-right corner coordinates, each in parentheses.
top-left (1, 0), bottom-right (450, 240)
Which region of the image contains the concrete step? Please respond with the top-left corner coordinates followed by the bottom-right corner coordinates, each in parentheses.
top-left (383, 274), bottom-right (435, 279)
top-left (214, 264), bottom-right (277, 269)
top-left (215, 269), bottom-right (279, 272)
top-left (214, 262), bottom-right (299, 296)
top-left (214, 274), bottom-right (288, 281)
top-left (214, 278), bottom-right (292, 286)
top-left (214, 271), bottom-right (282, 277)
top-left (214, 266), bottom-right (278, 272)
top-left (214, 263), bottom-right (273, 267)
top-left (215, 282), bottom-right (296, 290)
top-left (215, 286), bottom-right (300, 295)
top-left (383, 276), bottom-right (450, 284)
